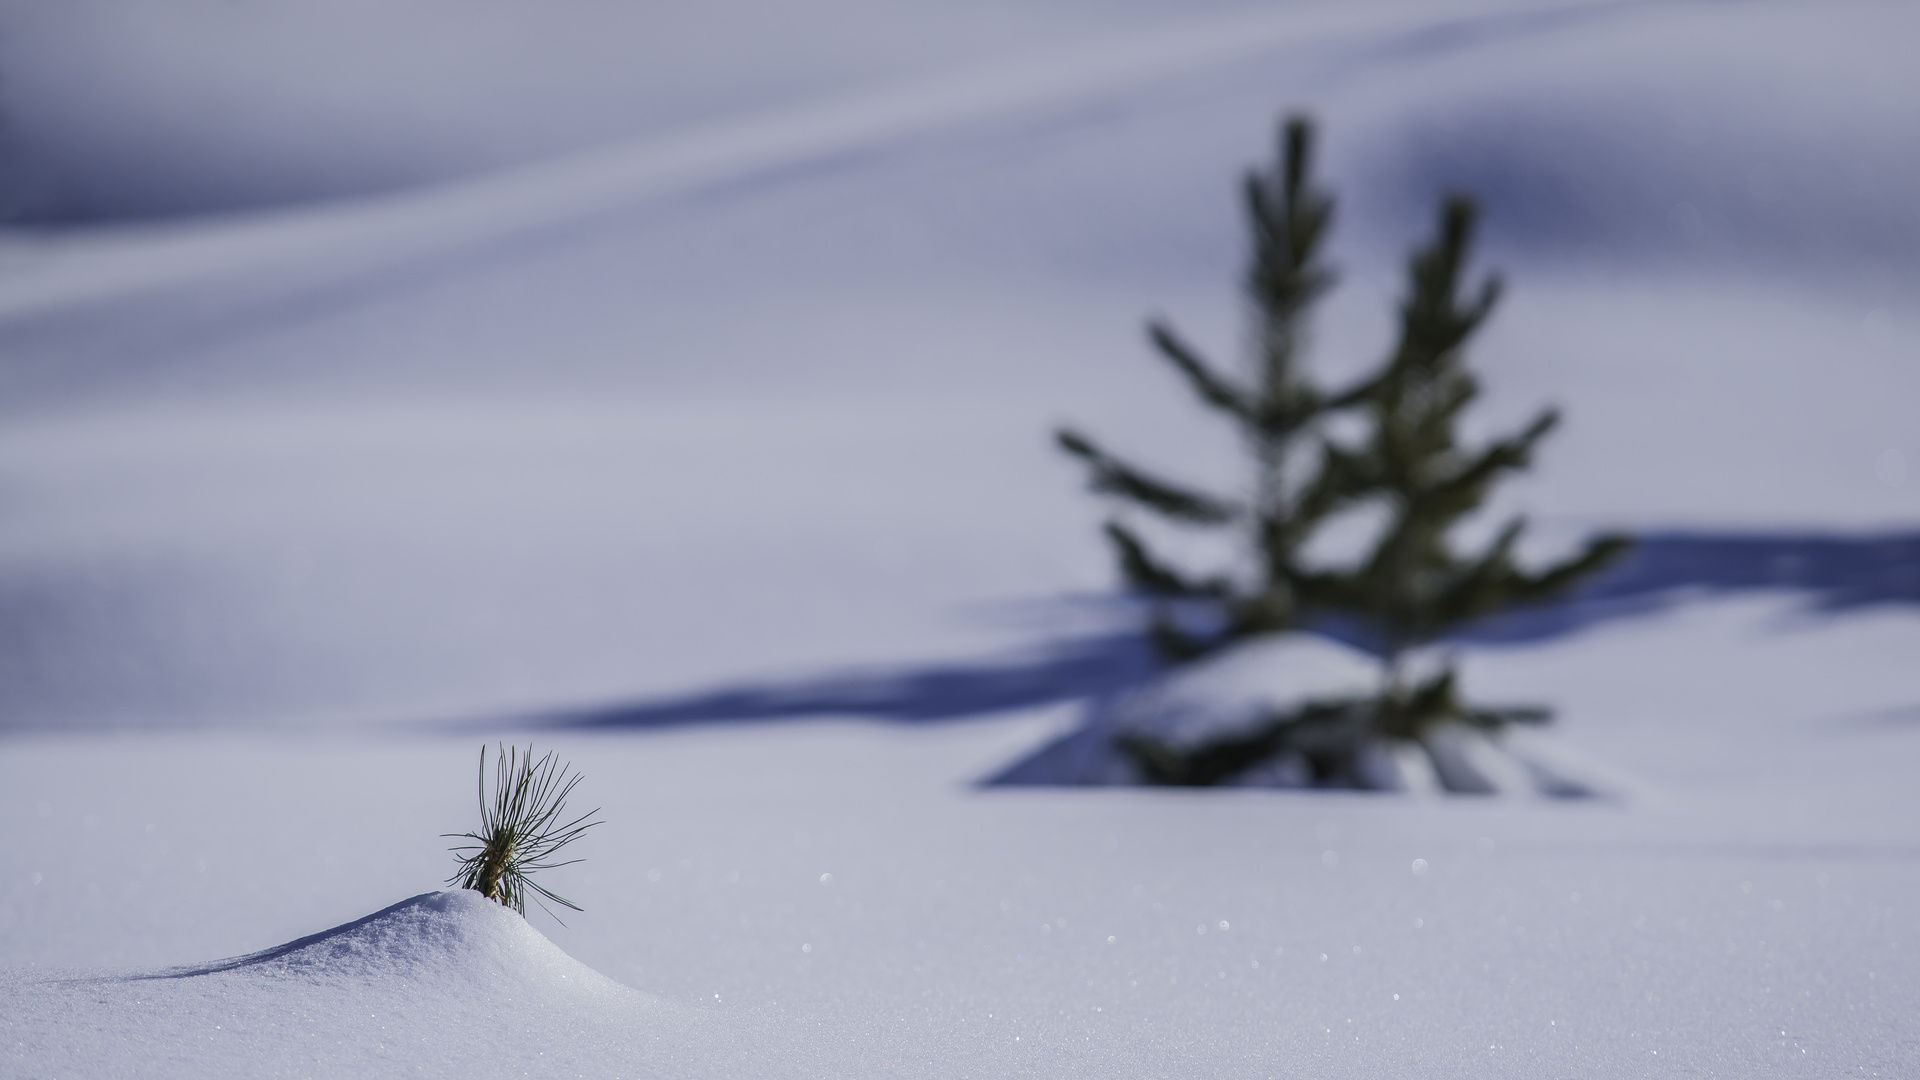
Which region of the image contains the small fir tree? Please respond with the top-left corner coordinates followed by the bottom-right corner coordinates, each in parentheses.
top-left (1055, 117), bottom-right (1359, 659)
top-left (1068, 115), bottom-right (1631, 787)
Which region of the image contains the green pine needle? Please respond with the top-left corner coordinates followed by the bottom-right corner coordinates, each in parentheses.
top-left (444, 744), bottom-right (601, 919)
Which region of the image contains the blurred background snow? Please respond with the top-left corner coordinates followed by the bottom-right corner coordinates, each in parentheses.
top-left (0, 0), bottom-right (1913, 734)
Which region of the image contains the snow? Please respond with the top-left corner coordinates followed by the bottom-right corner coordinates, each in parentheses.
top-left (3, 891), bottom-right (709, 1078)
top-left (1109, 634), bottom-right (1380, 747)
top-left (6, 636), bottom-right (1919, 1076)
top-left (1, 0), bottom-right (1917, 1075)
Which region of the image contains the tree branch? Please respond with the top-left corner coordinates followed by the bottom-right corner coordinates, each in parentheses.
top-left (1056, 428), bottom-right (1240, 524)
top-left (1147, 321), bottom-right (1254, 422)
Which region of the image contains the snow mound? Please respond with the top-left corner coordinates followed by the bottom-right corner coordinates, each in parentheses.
top-left (2, 890), bottom-right (716, 1079)
top-left (1110, 633), bottom-right (1378, 748)
top-left (156, 888), bottom-right (595, 981)
top-left (1002, 634), bottom-right (1613, 795)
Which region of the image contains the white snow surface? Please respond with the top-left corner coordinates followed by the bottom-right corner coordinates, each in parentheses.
top-left (1110, 633), bottom-right (1380, 749)
top-left (0, 0), bottom-right (1915, 729)
top-left (1, 0), bottom-right (1918, 1075)
top-left (3, 890), bottom-right (713, 1078)
top-left (5, 605), bottom-right (1920, 1077)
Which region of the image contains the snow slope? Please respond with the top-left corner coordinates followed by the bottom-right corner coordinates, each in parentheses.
top-left (5, 599), bottom-right (1919, 1078)
top-left (1, 0), bottom-right (1918, 1075)
top-left (3, 891), bottom-right (713, 1078)
top-left (0, 0), bottom-right (1914, 732)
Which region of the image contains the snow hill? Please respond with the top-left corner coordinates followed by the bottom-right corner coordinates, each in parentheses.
top-left (3, 891), bottom-right (711, 1078)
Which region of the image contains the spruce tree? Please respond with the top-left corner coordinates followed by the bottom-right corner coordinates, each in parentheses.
top-left (1068, 116), bottom-right (1633, 787)
top-left (1309, 197), bottom-right (1631, 741)
top-left (1055, 116), bottom-right (1359, 659)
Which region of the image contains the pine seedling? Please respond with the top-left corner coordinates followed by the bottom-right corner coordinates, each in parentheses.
top-left (445, 744), bottom-right (601, 918)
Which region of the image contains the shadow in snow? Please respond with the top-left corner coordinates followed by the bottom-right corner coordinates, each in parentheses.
top-left (540, 530), bottom-right (1920, 733)
top-left (547, 633), bottom-right (1160, 731)
top-left (121, 893), bottom-right (445, 980)
top-left (1322, 528), bottom-right (1920, 654)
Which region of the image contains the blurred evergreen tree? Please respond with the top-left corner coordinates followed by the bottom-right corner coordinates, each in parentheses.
top-left (1056, 116), bottom-right (1362, 660)
top-left (1060, 116), bottom-right (1631, 786)
top-left (1305, 196), bottom-right (1632, 743)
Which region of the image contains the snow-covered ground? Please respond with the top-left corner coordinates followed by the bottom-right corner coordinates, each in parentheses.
top-left (1, 0), bottom-right (1917, 1075)
top-left (8, 617), bottom-right (1920, 1076)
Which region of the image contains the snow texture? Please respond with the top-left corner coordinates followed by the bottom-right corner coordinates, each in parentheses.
top-left (1110, 634), bottom-right (1379, 747)
top-left (0, 0), bottom-right (1915, 732)
top-left (4, 891), bottom-right (710, 1077)
top-left (5, 648), bottom-right (1919, 1077)
top-left (0, 0), bottom-right (1917, 1075)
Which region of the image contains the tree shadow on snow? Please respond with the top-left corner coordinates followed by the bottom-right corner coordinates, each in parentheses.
top-left (536, 530), bottom-right (1920, 755)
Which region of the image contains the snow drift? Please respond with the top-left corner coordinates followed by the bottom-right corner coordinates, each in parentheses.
top-left (1, 891), bottom-right (711, 1078)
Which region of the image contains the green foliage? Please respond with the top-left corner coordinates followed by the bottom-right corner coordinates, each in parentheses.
top-left (1057, 114), bottom-right (1631, 784)
top-left (1116, 698), bottom-right (1358, 786)
top-left (446, 744), bottom-right (601, 917)
top-left (1307, 196), bottom-right (1633, 738)
top-left (1055, 116), bottom-right (1355, 657)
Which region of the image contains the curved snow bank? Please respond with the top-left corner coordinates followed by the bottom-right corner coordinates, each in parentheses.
top-left (0, 0), bottom-right (1632, 325)
top-left (2, 891), bottom-right (713, 1079)
top-left (1110, 633), bottom-right (1380, 750)
top-left (151, 889), bottom-right (600, 981)
top-left (1338, 0), bottom-right (1920, 285)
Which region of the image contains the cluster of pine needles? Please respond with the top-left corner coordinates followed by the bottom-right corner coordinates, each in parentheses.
top-left (446, 744), bottom-right (601, 919)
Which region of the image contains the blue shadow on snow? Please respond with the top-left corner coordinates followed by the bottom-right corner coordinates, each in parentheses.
top-left (542, 530), bottom-right (1920, 734)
